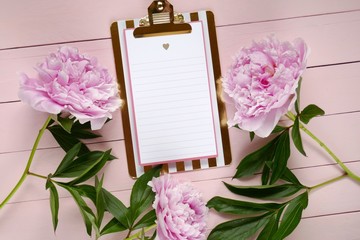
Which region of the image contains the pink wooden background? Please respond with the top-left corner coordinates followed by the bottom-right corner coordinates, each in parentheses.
top-left (1, 1), bottom-right (360, 239)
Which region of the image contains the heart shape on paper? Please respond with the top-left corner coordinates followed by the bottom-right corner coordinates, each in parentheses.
top-left (163, 43), bottom-right (170, 50)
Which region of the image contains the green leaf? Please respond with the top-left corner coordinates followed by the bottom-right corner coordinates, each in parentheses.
top-left (52, 142), bottom-right (82, 177)
top-left (130, 165), bottom-right (161, 221)
top-left (95, 175), bottom-right (106, 227)
top-left (71, 128), bottom-right (101, 139)
top-left (73, 184), bottom-right (96, 204)
top-left (208, 213), bottom-right (271, 240)
top-left (249, 132), bottom-right (255, 141)
top-left (100, 218), bottom-right (127, 236)
top-left (257, 209), bottom-right (283, 240)
top-left (207, 196), bottom-right (283, 215)
top-left (234, 136), bottom-right (278, 178)
top-left (291, 117), bottom-right (306, 156)
top-left (224, 182), bottom-right (304, 200)
top-left (102, 188), bottom-right (130, 228)
top-left (280, 168), bottom-right (302, 186)
top-left (68, 149), bottom-right (111, 185)
top-left (265, 162), bottom-right (302, 186)
top-left (82, 206), bottom-right (100, 238)
top-left (133, 209), bottom-right (156, 230)
top-left (271, 192), bottom-right (308, 240)
top-left (73, 120), bottom-right (92, 130)
top-left (295, 77), bottom-right (303, 114)
top-left (57, 115), bottom-right (74, 134)
top-left (270, 130), bottom-right (291, 184)
top-left (46, 179), bottom-right (59, 232)
top-left (300, 104), bottom-right (325, 124)
top-left (271, 125), bottom-right (286, 134)
top-left (47, 125), bottom-right (89, 155)
top-left (53, 151), bottom-right (110, 178)
top-left (59, 184), bottom-right (94, 236)
top-left (261, 162), bottom-right (271, 185)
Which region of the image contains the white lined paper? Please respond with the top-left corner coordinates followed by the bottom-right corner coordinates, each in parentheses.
top-left (124, 21), bottom-right (218, 165)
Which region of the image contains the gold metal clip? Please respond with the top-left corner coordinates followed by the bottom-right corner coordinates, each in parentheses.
top-left (134, 0), bottom-right (191, 38)
top-left (139, 12), bottom-right (185, 27)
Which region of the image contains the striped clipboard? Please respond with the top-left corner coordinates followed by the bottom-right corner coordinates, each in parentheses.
top-left (110, 1), bottom-right (231, 178)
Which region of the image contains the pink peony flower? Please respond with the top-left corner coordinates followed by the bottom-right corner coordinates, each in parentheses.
top-left (18, 46), bottom-right (122, 130)
top-left (149, 174), bottom-right (208, 240)
top-left (223, 36), bottom-right (308, 137)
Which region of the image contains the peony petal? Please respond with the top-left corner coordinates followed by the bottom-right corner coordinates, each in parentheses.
top-left (254, 98), bottom-right (292, 137)
top-left (89, 117), bottom-right (108, 130)
top-left (236, 113), bottom-right (267, 132)
top-left (18, 89), bottom-right (62, 114)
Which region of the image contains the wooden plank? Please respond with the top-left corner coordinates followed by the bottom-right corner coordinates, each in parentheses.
top-left (0, 103), bottom-right (358, 166)
top-left (1, 12), bottom-right (360, 109)
top-left (217, 11), bottom-right (360, 70)
top-left (0, 162), bottom-right (359, 239)
top-left (1, 0), bottom-right (360, 49)
top-left (1, 127), bottom-right (359, 204)
top-left (301, 63), bottom-right (360, 115)
top-left (290, 212), bottom-right (360, 240)
top-left (0, 110), bottom-right (359, 202)
top-left (205, 212), bottom-right (360, 240)
top-left (0, 102), bottom-right (123, 153)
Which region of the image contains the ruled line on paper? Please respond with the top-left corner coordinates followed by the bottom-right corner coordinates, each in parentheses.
top-left (137, 110), bottom-right (210, 121)
top-left (135, 89), bottom-right (207, 100)
top-left (141, 143), bottom-right (214, 154)
top-left (139, 122), bottom-right (206, 134)
top-left (135, 80), bottom-right (204, 92)
top-left (135, 96), bottom-right (209, 107)
top-left (140, 129), bottom-right (213, 140)
top-left (141, 136), bottom-right (212, 147)
top-left (144, 151), bottom-right (215, 163)
top-left (137, 103), bottom-right (208, 114)
top-left (132, 69), bottom-right (206, 79)
top-left (131, 56), bottom-right (204, 66)
top-left (138, 115), bottom-right (212, 127)
top-left (131, 62), bottom-right (206, 73)
top-left (133, 73), bottom-right (206, 85)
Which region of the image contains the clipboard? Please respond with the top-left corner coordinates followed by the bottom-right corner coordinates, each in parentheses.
top-left (110, 0), bottom-right (231, 178)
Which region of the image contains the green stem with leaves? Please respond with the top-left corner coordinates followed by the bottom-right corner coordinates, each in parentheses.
top-left (125, 224), bottom-right (157, 240)
top-left (287, 112), bottom-right (360, 182)
top-left (0, 116), bottom-right (52, 209)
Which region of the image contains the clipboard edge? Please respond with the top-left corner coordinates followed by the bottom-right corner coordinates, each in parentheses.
top-left (110, 21), bottom-right (138, 178)
top-left (205, 11), bottom-right (232, 166)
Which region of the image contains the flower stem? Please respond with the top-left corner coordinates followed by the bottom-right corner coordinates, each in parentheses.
top-left (125, 224), bottom-right (157, 240)
top-left (28, 171), bottom-right (48, 180)
top-left (0, 116), bottom-right (52, 209)
top-left (308, 173), bottom-right (347, 191)
top-left (287, 112), bottom-right (360, 182)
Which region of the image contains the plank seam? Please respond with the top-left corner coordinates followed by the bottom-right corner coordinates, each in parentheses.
top-left (216, 9), bottom-right (360, 28)
top-left (0, 139), bottom-right (125, 156)
top-left (302, 209), bottom-right (360, 220)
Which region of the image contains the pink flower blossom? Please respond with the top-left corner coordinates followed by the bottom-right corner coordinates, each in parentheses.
top-left (149, 174), bottom-right (208, 240)
top-left (18, 46), bottom-right (122, 130)
top-left (223, 36), bottom-right (308, 137)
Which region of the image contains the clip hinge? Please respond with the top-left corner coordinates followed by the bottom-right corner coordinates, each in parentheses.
top-left (134, 0), bottom-right (191, 38)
